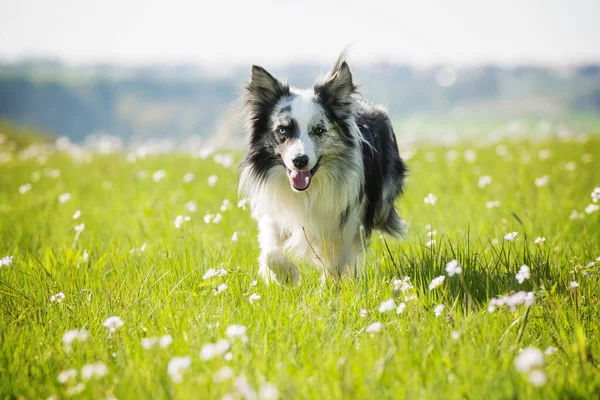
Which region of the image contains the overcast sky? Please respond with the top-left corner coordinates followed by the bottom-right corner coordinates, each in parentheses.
top-left (0, 0), bottom-right (598, 67)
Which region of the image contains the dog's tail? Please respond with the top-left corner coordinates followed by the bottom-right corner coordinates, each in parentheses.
top-left (380, 208), bottom-right (406, 238)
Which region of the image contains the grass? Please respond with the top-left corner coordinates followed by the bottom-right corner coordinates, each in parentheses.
top-left (1, 126), bottom-right (599, 399)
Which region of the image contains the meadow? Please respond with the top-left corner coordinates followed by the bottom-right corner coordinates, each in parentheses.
top-left (1, 124), bottom-right (599, 399)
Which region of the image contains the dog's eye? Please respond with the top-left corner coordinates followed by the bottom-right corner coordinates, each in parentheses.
top-left (313, 126), bottom-right (325, 135)
top-left (277, 127), bottom-right (288, 136)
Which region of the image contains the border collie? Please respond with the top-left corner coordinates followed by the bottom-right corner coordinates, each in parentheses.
top-left (239, 54), bottom-right (406, 285)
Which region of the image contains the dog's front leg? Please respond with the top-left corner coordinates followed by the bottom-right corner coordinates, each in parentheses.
top-left (257, 216), bottom-right (300, 286)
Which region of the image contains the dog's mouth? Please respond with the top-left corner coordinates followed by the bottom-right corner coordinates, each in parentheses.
top-left (286, 160), bottom-right (321, 191)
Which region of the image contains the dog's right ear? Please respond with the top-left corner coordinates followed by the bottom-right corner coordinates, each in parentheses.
top-left (246, 66), bottom-right (286, 105)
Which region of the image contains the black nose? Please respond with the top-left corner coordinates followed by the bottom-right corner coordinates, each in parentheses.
top-left (292, 155), bottom-right (309, 169)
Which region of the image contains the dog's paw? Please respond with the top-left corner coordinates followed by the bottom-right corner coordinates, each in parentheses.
top-left (259, 251), bottom-right (300, 286)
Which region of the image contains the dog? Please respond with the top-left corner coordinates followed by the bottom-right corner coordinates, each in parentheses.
top-left (239, 53), bottom-right (406, 285)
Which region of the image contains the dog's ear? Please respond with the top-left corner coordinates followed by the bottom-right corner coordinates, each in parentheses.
top-left (246, 66), bottom-right (286, 105)
top-left (314, 58), bottom-right (357, 119)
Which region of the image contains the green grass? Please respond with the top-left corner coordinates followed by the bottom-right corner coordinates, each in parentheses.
top-left (1, 129), bottom-right (599, 399)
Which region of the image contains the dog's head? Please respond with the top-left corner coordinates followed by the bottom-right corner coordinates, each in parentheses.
top-left (242, 56), bottom-right (359, 192)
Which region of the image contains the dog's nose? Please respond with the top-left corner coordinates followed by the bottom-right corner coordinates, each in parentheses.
top-left (292, 154), bottom-right (309, 169)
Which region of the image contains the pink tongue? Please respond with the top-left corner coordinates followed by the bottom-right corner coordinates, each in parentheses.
top-left (290, 170), bottom-right (312, 190)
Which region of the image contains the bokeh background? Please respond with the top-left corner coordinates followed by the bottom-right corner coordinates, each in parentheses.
top-left (1, 0), bottom-right (599, 149)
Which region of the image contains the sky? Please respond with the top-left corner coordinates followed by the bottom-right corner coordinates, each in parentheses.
top-left (0, 0), bottom-right (598, 68)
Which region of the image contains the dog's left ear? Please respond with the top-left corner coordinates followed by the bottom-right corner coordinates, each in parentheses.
top-left (314, 59), bottom-right (357, 118)
top-left (246, 66), bottom-right (287, 106)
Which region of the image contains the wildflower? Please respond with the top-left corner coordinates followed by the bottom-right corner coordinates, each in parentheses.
top-left (62, 329), bottom-right (89, 346)
top-left (74, 223), bottom-right (85, 233)
top-left (478, 175), bottom-right (492, 188)
top-left (212, 213), bottom-right (222, 224)
top-left (220, 199), bottom-right (230, 212)
top-left (183, 173), bottom-right (195, 183)
top-left (569, 281), bottom-right (579, 289)
top-left (585, 204), bottom-right (599, 214)
top-left (208, 175), bottom-right (218, 187)
top-left (58, 193), bottom-right (71, 204)
top-left (528, 370), bottom-right (548, 387)
top-left (426, 240), bottom-right (436, 247)
top-left (592, 187), bottom-right (600, 203)
top-left (424, 193), bottom-right (437, 205)
top-left (445, 150), bottom-right (458, 162)
top-left (504, 232), bottom-right (518, 241)
top-left (564, 161), bottom-right (576, 171)
top-left (237, 198), bottom-right (248, 210)
top-left (73, 210), bottom-right (81, 219)
top-left (396, 302), bottom-right (406, 314)
top-left (464, 149), bottom-right (477, 163)
top-left (81, 250), bottom-right (89, 263)
top-left (51, 292), bottom-right (65, 303)
top-left (393, 276), bottom-right (413, 292)
top-left (451, 330), bottom-right (461, 340)
top-left (215, 283), bottom-right (227, 295)
top-left (203, 214), bottom-right (214, 224)
top-left (0, 255), bottom-right (14, 267)
top-left (359, 309), bottom-right (368, 317)
top-left (434, 304), bottom-right (445, 317)
top-left (486, 200), bottom-right (500, 209)
top-left (81, 362), bottom-right (108, 381)
top-left (488, 291), bottom-right (535, 313)
top-left (65, 383), bottom-right (85, 396)
top-left (378, 298), bottom-right (396, 313)
top-left (167, 356), bottom-right (191, 383)
top-left (515, 265), bottom-right (531, 284)
top-left (538, 149), bottom-right (551, 160)
top-left (200, 339), bottom-right (230, 360)
top-left (234, 376), bottom-right (257, 400)
top-left (19, 183), bottom-right (32, 194)
top-left (259, 382), bottom-right (280, 400)
top-left (159, 335), bottom-right (173, 348)
top-left (445, 260), bottom-right (462, 276)
top-left (582, 153), bottom-right (593, 164)
top-left (203, 268), bottom-right (227, 280)
top-left (545, 347), bottom-right (558, 355)
top-left (57, 369), bottom-right (77, 384)
top-left (569, 210), bottom-right (584, 220)
top-left (249, 293), bottom-right (260, 304)
top-left (103, 316), bottom-right (124, 333)
top-left (533, 237), bottom-right (546, 245)
top-left (225, 325), bottom-right (247, 339)
top-left (152, 170), bottom-right (166, 182)
top-left (534, 176), bottom-right (549, 187)
top-left (366, 322), bottom-right (382, 333)
top-left (185, 201), bottom-right (197, 213)
top-left (141, 338), bottom-right (155, 349)
top-left (174, 215), bottom-right (185, 229)
top-left (514, 347), bottom-right (544, 373)
top-left (249, 280), bottom-right (257, 287)
top-left (429, 275), bottom-right (445, 290)
top-left (427, 229), bottom-right (437, 238)
top-left (213, 366), bottom-right (234, 382)
top-left (231, 232), bottom-right (239, 242)
top-left (214, 153), bottom-right (234, 168)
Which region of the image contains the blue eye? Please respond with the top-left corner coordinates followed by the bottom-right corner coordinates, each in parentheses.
top-left (277, 127), bottom-right (288, 135)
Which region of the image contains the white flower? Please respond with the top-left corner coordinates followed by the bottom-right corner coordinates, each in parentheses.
top-left (534, 175), bottom-right (549, 187)
top-left (528, 370), bottom-right (548, 387)
top-left (396, 302), bottom-right (406, 314)
top-left (57, 369), bottom-right (77, 384)
top-left (249, 279), bottom-right (257, 287)
top-left (200, 339), bottom-right (230, 360)
top-left (215, 283), bottom-right (227, 295)
top-left (429, 275), bottom-right (445, 290)
top-left (533, 237), bottom-right (546, 245)
top-left (359, 309), bottom-right (368, 318)
top-left (237, 198), bottom-right (248, 210)
top-left (451, 330), bottom-right (461, 340)
top-left (366, 322), bottom-right (382, 333)
top-left (0, 255), bottom-right (14, 267)
top-left (73, 210), bottom-right (81, 219)
top-left (203, 214), bottom-right (214, 224)
top-left (51, 292), bottom-right (65, 303)
top-left (19, 183), bottom-right (32, 194)
top-left (249, 293), bottom-right (261, 304)
top-left (185, 201), bottom-right (197, 213)
top-left (231, 232), bottom-right (239, 242)
top-left (504, 232), bottom-right (518, 241)
top-left (378, 298), bottom-right (396, 313)
top-left (74, 223), bottom-right (85, 233)
top-left (585, 204), bottom-right (599, 214)
top-left (393, 276), bottom-right (413, 292)
top-left (203, 268), bottom-right (227, 280)
top-left (81, 250), bottom-right (89, 263)
top-left (569, 210), bottom-right (584, 220)
top-left (103, 316), bottom-right (124, 333)
top-left (565, 161), bottom-right (576, 171)
top-left (153, 170), bottom-right (166, 182)
top-left (514, 347), bottom-right (544, 373)
top-left (478, 175), bottom-right (492, 188)
top-left (225, 325), bottom-right (247, 339)
top-left (489, 291), bottom-right (535, 312)
top-left (167, 356), bottom-right (191, 383)
top-left (464, 149), bottom-right (477, 163)
top-left (424, 193), bottom-right (437, 205)
top-left (81, 362), bottom-right (108, 381)
top-left (62, 329), bottom-right (89, 346)
top-left (427, 229), bottom-right (437, 238)
top-left (174, 215), bottom-right (185, 229)
top-left (445, 260), bottom-right (462, 276)
top-left (183, 172), bottom-right (195, 183)
top-left (544, 347), bottom-right (558, 356)
top-left (515, 265), bottom-right (531, 284)
top-left (220, 199), bottom-right (231, 212)
top-left (592, 187), bottom-right (600, 203)
top-left (486, 200), bottom-right (500, 209)
top-left (434, 304), bottom-right (445, 317)
top-left (212, 213), bottom-right (222, 224)
top-left (538, 149), bottom-right (551, 160)
top-left (259, 382), bottom-right (280, 400)
top-left (141, 338), bottom-right (155, 350)
top-left (426, 240), bottom-right (436, 247)
top-left (234, 376), bottom-right (257, 400)
top-left (65, 383), bottom-right (85, 396)
top-left (208, 175), bottom-right (218, 187)
top-left (569, 281), bottom-right (579, 289)
top-left (213, 366), bottom-right (234, 382)
top-left (58, 193), bottom-right (71, 204)
top-left (159, 335), bottom-right (173, 348)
